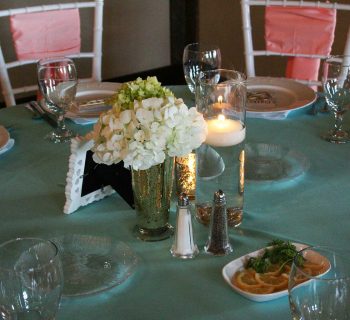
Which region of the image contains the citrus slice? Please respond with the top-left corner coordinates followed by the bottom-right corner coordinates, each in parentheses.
top-left (244, 286), bottom-right (274, 294)
top-left (264, 264), bottom-right (281, 276)
top-left (233, 270), bottom-right (261, 290)
top-left (303, 261), bottom-right (329, 276)
top-left (255, 273), bottom-right (288, 291)
top-left (282, 264), bottom-right (291, 274)
top-left (281, 272), bottom-right (290, 279)
top-left (293, 267), bottom-right (312, 284)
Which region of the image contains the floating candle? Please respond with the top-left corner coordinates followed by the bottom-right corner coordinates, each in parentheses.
top-left (205, 115), bottom-right (246, 147)
top-left (212, 95), bottom-right (231, 110)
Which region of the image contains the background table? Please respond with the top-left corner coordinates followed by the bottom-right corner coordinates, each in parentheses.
top-left (0, 86), bottom-right (349, 320)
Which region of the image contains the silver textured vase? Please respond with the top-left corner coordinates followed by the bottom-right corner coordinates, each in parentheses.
top-left (132, 157), bottom-right (174, 241)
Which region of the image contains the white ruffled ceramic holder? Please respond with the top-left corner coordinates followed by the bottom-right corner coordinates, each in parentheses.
top-left (64, 136), bottom-right (115, 214)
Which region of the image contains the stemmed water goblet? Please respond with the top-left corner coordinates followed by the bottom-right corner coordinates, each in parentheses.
top-left (183, 43), bottom-right (221, 95)
top-left (37, 56), bottom-right (78, 143)
top-left (322, 55), bottom-right (350, 143)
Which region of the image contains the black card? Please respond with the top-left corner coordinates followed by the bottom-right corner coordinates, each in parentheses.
top-left (81, 150), bottom-right (134, 208)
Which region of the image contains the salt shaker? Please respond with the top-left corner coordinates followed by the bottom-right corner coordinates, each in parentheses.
top-left (204, 189), bottom-right (233, 256)
top-left (170, 193), bottom-right (199, 259)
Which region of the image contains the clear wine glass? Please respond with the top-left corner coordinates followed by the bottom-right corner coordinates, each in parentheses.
top-left (288, 246), bottom-right (350, 320)
top-left (37, 56), bottom-right (78, 143)
top-left (183, 43), bottom-right (221, 94)
top-left (0, 238), bottom-right (64, 320)
top-left (322, 55), bottom-right (350, 143)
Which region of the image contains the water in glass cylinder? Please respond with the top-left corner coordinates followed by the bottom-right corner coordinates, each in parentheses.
top-left (196, 120), bottom-right (245, 227)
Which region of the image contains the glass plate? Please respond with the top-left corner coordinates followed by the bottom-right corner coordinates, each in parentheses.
top-left (245, 143), bottom-right (310, 183)
top-left (52, 235), bottom-right (138, 297)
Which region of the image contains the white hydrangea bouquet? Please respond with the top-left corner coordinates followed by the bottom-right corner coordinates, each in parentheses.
top-left (91, 77), bottom-right (207, 170)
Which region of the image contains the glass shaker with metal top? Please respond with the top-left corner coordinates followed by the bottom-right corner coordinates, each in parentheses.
top-left (204, 189), bottom-right (233, 256)
top-left (171, 193), bottom-right (199, 259)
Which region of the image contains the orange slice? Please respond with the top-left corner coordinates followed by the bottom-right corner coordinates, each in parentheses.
top-left (293, 267), bottom-right (312, 284)
top-left (303, 261), bottom-right (329, 276)
top-left (282, 264), bottom-right (291, 274)
top-left (255, 273), bottom-right (288, 291)
top-left (233, 270), bottom-right (261, 290)
top-left (244, 286), bottom-right (274, 294)
top-left (264, 263), bottom-right (291, 276)
top-left (281, 273), bottom-right (290, 279)
top-left (264, 264), bottom-right (281, 276)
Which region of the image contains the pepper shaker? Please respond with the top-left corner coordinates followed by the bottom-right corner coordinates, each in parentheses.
top-left (204, 189), bottom-right (233, 256)
top-left (170, 193), bottom-right (199, 259)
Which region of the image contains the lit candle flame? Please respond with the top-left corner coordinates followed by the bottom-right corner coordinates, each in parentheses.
top-left (218, 95), bottom-right (223, 104)
top-left (218, 114), bottom-right (225, 121)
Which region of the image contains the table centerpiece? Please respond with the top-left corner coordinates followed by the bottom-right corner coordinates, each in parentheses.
top-left (91, 77), bottom-right (207, 241)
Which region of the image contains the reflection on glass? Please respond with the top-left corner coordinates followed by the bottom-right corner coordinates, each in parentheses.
top-left (183, 43), bottom-right (221, 94)
top-left (322, 55), bottom-right (350, 143)
top-left (38, 56), bottom-right (77, 143)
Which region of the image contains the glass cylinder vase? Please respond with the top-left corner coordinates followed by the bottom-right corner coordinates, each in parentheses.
top-left (195, 69), bottom-right (247, 228)
top-left (132, 157), bottom-right (175, 241)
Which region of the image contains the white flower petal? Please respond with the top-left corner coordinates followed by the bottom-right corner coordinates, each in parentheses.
top-left (91, 79), bottom-right (207, 169)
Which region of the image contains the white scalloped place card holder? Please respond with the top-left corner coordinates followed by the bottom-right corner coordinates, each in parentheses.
top-left (64, 137), bottom-right (115, 214)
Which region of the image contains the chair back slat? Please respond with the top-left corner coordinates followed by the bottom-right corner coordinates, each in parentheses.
top-left (0, 0), bottom-right (104, 107)
top-left (92, 0), bottom-right (103, 82)
top-left (0, 2), bottom-right (96, 18)
top-left (243, 0), bottom-right (350, 10)
top-left (241, 0), bottom-right (350, 89)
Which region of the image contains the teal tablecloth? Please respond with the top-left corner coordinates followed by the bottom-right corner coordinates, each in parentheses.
top-left (0, 86), bottom-right (350, 320)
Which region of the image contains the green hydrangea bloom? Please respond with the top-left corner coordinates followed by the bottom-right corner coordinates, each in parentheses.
top-left (107, 76), bottom-right (174, 111)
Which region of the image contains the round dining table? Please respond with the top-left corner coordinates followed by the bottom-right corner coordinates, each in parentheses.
top-left (0, 85), bottom-right (349, 320)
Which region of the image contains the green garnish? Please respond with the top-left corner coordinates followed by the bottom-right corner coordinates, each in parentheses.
top-left (246, 239), bottom-right (304, 273)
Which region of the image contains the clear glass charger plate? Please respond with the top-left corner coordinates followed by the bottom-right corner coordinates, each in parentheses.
top-left (52, 234), bottom-right (138, 297)
top-left (245, 143), bottom-right (310, 183)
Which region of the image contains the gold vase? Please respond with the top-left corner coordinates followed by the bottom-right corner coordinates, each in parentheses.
top-left (132, 157), bottom-right (175, 241)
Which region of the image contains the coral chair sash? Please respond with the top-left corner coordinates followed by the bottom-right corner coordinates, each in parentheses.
top-left (265, 6), bottom-right (336, 84)
top-left (10, 9), bottom-right (81, 61)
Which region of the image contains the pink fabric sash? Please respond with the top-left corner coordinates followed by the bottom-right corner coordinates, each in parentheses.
top-left (265, 6), bottom-right (336, 85)
top-left (10, 9), bottom-right (81, 61)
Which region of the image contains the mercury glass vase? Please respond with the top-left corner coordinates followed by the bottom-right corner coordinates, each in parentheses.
top-left (132, 157), bottom-right (175, 241)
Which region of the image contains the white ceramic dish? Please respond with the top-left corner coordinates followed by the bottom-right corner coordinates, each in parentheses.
top-left (66, 81), bottom-right (121, 119)
top-left (246, 77), bottom-right (316, 116)
top-left (222, 243), bottom-right (330, 302)
top-left (0, 125), bottom-right (10, 150)
top-left (75, 81), bottom-right (121, 101)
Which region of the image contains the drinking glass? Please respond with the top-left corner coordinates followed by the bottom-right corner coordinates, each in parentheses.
top-left (37, 57), bottom-right (78, 143)
top-left (183, 43), bottom-right (221, 94)
top-left (289, 246), bottom-right (350, 320)
top-left (322, 55), bottom-right (350, 143)
top-left (0, 238), bottom-right (64, 320)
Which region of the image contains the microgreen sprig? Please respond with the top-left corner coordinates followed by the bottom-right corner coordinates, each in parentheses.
top-left (246, 239), bottom-right (304, 273)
